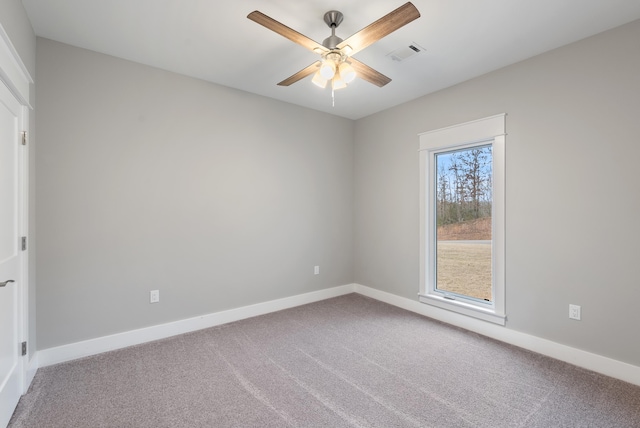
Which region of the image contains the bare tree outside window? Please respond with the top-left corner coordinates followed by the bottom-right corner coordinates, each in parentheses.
top-left (435, 145), bottom-right (492, 301)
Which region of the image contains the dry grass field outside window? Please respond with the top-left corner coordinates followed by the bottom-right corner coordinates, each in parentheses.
top-left (437, 218), bottom-right (492, 301)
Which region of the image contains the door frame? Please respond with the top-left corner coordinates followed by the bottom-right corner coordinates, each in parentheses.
top-left (0, 22), bottom-right (33, 397)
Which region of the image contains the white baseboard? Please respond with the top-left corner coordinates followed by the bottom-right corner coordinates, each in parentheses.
top-left (38, 284), bottom-right (356, 367)
top-left (354, 283), bottom-right (640, 387)
top-left (35, 282), bottom-right (640, 387)
top-left (24, 353), bottom-right (38, 392)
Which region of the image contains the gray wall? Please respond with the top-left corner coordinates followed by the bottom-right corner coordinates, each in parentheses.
top-left (0, 0), bottom-right (35, 75)
top-left (36, 39), bottom-right (354, 349)
top-left (34, 18), bottom-right (640, 369)
top-left (354, 19), bottom-right (640, 367)
top-left (0, 0), bottom-right (37, 359)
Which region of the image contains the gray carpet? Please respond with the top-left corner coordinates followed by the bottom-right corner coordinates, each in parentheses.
top-left (9, 294), bottom-right (640, 427)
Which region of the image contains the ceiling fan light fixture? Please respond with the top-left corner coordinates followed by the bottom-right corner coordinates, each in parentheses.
top-left (312, 70), bottom-right (328, 88)
top-left (339, 62), bottom-right (356, 83)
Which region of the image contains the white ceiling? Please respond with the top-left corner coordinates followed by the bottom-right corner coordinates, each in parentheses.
top-left (21, 0), bottom-right (640, 120)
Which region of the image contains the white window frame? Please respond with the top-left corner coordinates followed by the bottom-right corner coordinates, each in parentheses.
top-left (419, 114), bottom-right (506, 325)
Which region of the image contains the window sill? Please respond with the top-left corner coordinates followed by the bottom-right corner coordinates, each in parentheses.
top-left (418, 293), bottom-right (506, 326)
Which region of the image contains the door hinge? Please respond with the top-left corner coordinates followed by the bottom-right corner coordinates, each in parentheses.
top-left (21, 236), bottom-right (27, 251)
top-left (21, 131), bottom-right (27, 146)
top-left (21, 341), bottom-right (27, 356)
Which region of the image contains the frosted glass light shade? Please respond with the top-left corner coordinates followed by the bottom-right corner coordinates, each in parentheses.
top-left (319, 60), bottom-right (336, 79)
top-left (311, 70), bottom-right (328, 88)
top-left (332, 75), bottom-right (347, 90)
top-left (339, 62), bottom-right (356, 83)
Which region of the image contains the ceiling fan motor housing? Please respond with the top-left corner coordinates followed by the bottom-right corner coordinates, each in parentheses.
top-left (323, 35), bottom-right (343, 49)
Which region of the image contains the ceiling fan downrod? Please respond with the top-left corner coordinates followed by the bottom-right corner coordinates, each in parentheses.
top-left (322, 10), bottom-right (344, 49)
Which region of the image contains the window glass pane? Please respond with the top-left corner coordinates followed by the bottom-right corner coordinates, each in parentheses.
top-left (435, 145), bottom-right (492, 302)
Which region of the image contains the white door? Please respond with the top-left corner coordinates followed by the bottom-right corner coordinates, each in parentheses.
top-left (0, 80), bottom-right (25, 428)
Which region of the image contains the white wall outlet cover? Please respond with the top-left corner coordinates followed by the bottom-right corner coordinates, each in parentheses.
top-left (314, 266), bottom-right (320, 275)
top-left (569, 304), bottom-right (581, 320)
top-left (150, 290), bottom-right (160, 303)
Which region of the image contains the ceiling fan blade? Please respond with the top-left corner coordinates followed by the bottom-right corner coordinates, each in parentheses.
top-left (248, 11), bottom-right (329, 54)
top-left (277, 61), bottom-right (321, 86)
top-left (337, 2), bottom-right (420, 56)
top-left (349, 58), bottom-right (392, 87)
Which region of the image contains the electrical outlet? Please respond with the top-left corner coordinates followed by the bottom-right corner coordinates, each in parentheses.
top-left (314, 266), bottom-right (320, 275)
top-left (150, 290), bottom-right (160, 303)
top-left (569, 304), bottom-right (581, 320)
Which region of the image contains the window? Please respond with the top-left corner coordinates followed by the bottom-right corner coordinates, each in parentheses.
top-left (419, 114), bottom-right (506, 325)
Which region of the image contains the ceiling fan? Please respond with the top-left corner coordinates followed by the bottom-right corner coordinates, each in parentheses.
top-left (247, 2), bottom-right (420, 90)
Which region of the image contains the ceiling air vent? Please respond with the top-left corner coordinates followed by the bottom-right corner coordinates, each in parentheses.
top-left (387, 42), bottom-right (425, 62)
